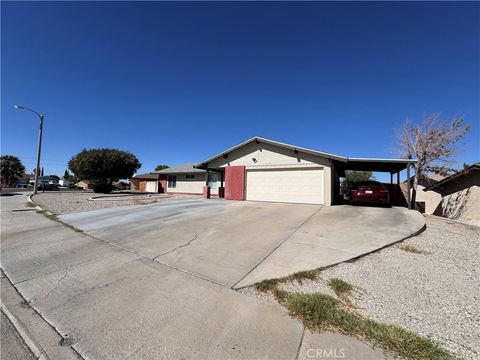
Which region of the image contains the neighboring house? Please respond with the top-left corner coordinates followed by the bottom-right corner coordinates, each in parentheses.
top-left (131, 173), bottom-right (164, 192)
top-left (131, 163), bottom-right (220, 195)
top-left (424, 163), bottom-right (480, 226)
top-left (155, 163), bottom-right (220, 195)
top-left (75, 180), bottom-right (94, 190)
top-left (15, 174), bottom-right (35, 187)
top-left (195, 136), bottom-right (416, 206)
top-left (403, 173), bottom-right (445, 214)
top-left (58, 178), bottom-right (70, 187)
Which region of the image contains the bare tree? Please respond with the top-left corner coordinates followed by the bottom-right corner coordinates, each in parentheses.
top-left (397, 113), bottom-right (470, 205)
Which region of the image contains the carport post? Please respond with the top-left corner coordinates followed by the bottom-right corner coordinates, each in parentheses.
top-left (397, 172), bottom-right (400, 186)
top-left (390, 173), bottom-right (393, 184)
top-left (406, 165), bottom-right (411, 209)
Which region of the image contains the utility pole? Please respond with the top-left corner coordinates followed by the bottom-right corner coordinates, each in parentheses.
top-left (14, 105), bottom-right (44, 194)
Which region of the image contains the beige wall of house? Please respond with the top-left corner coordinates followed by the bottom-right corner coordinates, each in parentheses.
top-left (416, 185), bottom-right (443, 215)
top-left (432, 174), bottom-right (480, 226)
top-left (166, 173), bottom-right (220, 195)
top-left (207, 141), bottom-right (332, 205)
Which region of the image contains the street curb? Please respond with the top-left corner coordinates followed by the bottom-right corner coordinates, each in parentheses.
top-left (27, 194), bottom-right (54, 215)
top-left (0, 302), bottom-right (48, 360)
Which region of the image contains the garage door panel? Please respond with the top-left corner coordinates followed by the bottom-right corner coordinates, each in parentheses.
top-left (246, 168), bottom-right (324, 204)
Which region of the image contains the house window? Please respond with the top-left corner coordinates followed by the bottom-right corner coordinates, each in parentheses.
top-left (168, 175), bottom-right (176, 188)
top-left (185, 174), bottom-right (196, 180)
top-left (208, 173), bottom-right (218, 190)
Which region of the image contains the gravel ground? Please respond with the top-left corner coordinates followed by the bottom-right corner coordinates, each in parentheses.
top-left (267, 216), bottom-right (479, 360)
top-left (31, 191), bottom-right (200, 214)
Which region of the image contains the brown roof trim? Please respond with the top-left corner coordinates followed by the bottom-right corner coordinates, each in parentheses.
top-left (424, 163), bottom-right (480, 191)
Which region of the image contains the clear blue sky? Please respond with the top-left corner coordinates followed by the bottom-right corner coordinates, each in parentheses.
top-left (2, 2), bottom-right (479, 178)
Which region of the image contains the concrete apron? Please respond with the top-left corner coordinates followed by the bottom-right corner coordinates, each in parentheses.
top-left (1, 195), bottom-right (303, 359)
top-left (235, 205), bottom-right (426, 288)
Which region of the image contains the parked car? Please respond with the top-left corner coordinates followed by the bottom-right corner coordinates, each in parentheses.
top-left (349, 181), bottom-right (390, 205)
top-left (38, 182), bottom-right (59, 191)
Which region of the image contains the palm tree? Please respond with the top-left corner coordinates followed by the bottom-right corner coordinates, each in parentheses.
top-left (0, 155), bottom-right (26, 186)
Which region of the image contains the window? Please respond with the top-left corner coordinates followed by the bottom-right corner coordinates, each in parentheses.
top-left (168, 175), bottom-right (176, 188)
top-left (186, 174), bottom-right (196, 180)
top-left (208, 173), bottom-right (218, 190)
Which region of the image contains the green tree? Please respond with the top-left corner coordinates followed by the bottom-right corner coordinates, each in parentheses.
top-left (155, 164), bottom-right (169, 171)
top-left (341, 170), bottom-right (375, 194)
top-left (68, 149), bottom-right (141, 193)
top-left (0, 155), bottom-right (26, 186)
top-left (64, 169), bottom-right (71, 180)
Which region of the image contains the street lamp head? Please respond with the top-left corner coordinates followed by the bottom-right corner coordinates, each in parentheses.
top-left (14, 105), bottom-right (25, 109)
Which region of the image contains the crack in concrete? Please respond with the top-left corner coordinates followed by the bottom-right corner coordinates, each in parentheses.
top-left (152, 233), bottom-right (198, 260)
top-left (14, 258), bottom-right (97, 287)
top-left (44, 268), bottom-right (69, 299)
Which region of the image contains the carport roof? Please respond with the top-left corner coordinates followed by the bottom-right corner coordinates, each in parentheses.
top-left (196, 136), bottom-right (416, 173)
top-left (335, 157), bottom-right (417, 175)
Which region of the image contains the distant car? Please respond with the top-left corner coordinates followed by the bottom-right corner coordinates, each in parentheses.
top-left (349, 181), bottom-right (390, 205)
top-left (38, 182), bottom-right (59, 191)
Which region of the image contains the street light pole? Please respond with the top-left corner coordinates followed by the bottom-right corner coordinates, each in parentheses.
top-left (14, 105), bottom-right (44, 195)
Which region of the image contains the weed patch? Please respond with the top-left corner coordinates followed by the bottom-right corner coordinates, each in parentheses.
top-left (283, 292), bottom-right (452, 360)
top-left (328, 278), bottom-right (353, 297)
top-left (290, 270), bottom-right (317, 283)
top-left (398, 244), bottom-right (425, 254)
top-left (36, 210), bottom-right (83, 233)
top-left (254, 274), bottom-right (452, 360)
top-left (255, 278), bottom-right (279, 292)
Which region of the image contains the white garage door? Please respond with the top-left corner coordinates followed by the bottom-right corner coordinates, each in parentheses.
top-left (145, 181), bottom-right (158, 193)
top-left (246, 167), bottom-right (324, 204)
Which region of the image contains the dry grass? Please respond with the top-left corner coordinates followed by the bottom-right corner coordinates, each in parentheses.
top-left (397, 244), bottom-right (425, 254)
top-left (254, 271), bottom-right (453, 360)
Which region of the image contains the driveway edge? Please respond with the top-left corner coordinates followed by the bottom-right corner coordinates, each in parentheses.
top-left (1, 270), bottom-right (82, 360)
top-left (234, 211), bottom-right (427, 289)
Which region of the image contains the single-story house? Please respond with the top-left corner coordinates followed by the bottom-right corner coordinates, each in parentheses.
top-left (131, 137), bottom-right (417, 206)
top-left (131, 173), bottom-right (164, 192)
top-left (131, 163), bottom-right (222, 195)
top-left (424, 163), bottom-right (480, 226)
top-left (195, 137), bottom-right (417, 206)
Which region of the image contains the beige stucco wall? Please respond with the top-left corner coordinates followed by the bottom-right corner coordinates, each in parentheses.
top-left (434, 185), bottom-right (480, 226)
top-left (166, 173), bottom-right (220, 194)
top-left (206, 141), bottom-right (332, 205)
top-left (416, 185), bottom-right (443, 215)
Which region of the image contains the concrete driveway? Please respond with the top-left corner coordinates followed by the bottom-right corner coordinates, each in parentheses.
top-left (59, 198), bottom-right (425, 288)
top-left (1, 194), bottom-right (420, 359)
top-left (1, 195), bottom-right (304, 360)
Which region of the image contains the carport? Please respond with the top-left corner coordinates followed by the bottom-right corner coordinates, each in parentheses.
top-left (332, 158), bottom-right (417, 208)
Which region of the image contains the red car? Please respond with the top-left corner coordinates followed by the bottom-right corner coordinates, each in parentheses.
top-left (349, 181), bottom-right (390, 205)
